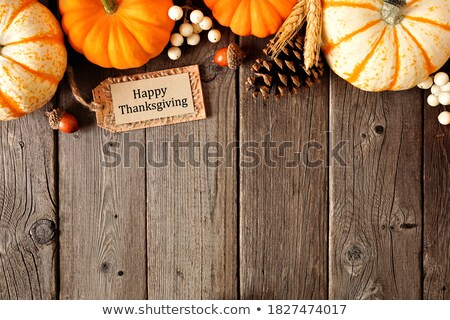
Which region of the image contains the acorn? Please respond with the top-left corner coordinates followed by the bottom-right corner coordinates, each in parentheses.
top-left (214, 43), bottom-right (246, 70)
top-left (46, 108), bottom-right (79, 133)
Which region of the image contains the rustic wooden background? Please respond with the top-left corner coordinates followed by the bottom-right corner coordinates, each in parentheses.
top-left (0, 0), bottom-right (449, 300)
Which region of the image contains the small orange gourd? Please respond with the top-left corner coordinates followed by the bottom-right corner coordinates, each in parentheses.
top-left (0, 0), bottom-right (67, 121)
top-left (59, 0), bottom-right (175, 69)
top-left (204, 0), bottom-right (297, 38)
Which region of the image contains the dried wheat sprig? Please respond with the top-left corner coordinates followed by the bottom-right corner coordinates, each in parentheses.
top-left (304, 0), bottom-right (322, 70)
top-left (267, 0), bottom-right (307, 58)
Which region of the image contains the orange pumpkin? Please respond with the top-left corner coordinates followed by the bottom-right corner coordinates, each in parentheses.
top-left (59, 0), bottom-right (175, 69)
top-left (204, 0), bottom-right (297, 38)
top-left (0, 0), bottom-right (67, 121)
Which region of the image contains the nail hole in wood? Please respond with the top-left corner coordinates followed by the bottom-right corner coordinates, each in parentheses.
top-left (117, 270), bottom-right (124, 276)
top-left (114, 214), bottom-right (118, 219)
top-left (29, 219), bottom-right (56, 245)
top-left (361, 133), bottom-right (367, 139)
top-left (19, 141), bottom-right (25, 148)
top-left (374, 125), bottom-right (384, 134)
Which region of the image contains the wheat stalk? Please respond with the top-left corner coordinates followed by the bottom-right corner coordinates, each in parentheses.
top-left (267, 0), bottom-right (307, 58)
top-left (304, 0), bottom-right (322, 70)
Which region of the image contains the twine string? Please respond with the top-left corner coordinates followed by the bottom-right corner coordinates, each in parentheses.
top-left (66, 65), bottom-right (104, 112)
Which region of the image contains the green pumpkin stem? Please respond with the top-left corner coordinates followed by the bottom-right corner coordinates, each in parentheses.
top-left (101, 0), bottom-right (118, 14)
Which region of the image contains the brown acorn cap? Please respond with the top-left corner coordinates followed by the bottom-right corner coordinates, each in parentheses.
top-left (45, 108), bottom-right (65, 130)
top-left (227, 43), bottom-right (246, 70)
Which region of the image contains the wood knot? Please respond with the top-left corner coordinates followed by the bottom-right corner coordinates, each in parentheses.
top-left (199, 58), bottom-right (222, 83)
top-left (346, 244), bottom-right (364, 264)
top-left (29, 219), bottom-right (56, 245)
top-left (100, 262), bottom-right (111, 273)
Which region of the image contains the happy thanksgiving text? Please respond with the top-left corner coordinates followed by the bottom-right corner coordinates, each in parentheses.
top-left (110, 72), bottom-right (195, 125)
top-left (118, 88), bottom-right (189, 114)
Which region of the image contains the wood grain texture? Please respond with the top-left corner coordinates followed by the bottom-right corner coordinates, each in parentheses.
top-left (0, 0), bottom-right (57, 301)
top-left (58, 65), bottom-right (147, 299)
top-left (423, 65), bottom-right (450, 300)
top-left (146, 28), bottom-right (238, 299)
top-left (329, 73), bottom-right (423, 299)
top-left (239, 37), bottom-right (329, 299)
top-left (0, 107), bottom-right (57, 299)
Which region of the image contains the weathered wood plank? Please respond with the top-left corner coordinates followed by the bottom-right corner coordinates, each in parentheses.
top-left (58, 64), bottom-right (148, 299)
top-left (0, 107), bottom-right (57, 300)
top-left (329, 73), bottom-right (423, 299)
top-left (146, 29), bottom-right (238, 299)
top-left (423, 64), bottom-right (450, 300)
top-left (0, 0), bottom-right (57, 301)
top-left (239, 37), bottom-right (329, 299)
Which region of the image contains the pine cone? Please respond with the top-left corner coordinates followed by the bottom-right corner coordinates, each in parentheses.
top-left (247, 35), bottom-right (325, 100)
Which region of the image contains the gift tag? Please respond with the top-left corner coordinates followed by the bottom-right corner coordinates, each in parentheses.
top-left (92, 65), bottom-right (206, 132)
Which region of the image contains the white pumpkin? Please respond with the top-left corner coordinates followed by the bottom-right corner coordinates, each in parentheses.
top-left (0, 0), bottom-right (67, 120)
top-left (322, 0), bottom-right (450, 91)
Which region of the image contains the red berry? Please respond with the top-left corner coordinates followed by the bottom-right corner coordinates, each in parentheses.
top-left (58, 112), bottom-right (79, 133)
top-left (214, 47), bottom-right (229, 67)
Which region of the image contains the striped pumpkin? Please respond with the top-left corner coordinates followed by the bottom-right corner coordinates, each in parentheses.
top-left (0, 0), bottom-right (67, 120)
top-left (322, 0), bottom-right (450, 91)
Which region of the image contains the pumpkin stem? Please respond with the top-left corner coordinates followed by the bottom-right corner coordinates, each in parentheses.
top-left (101, 0), bottom-right (118, 14)
top-left (381, 0), bottom-right (405, 25)
top-left (383, 0), bottom-right (406, 7)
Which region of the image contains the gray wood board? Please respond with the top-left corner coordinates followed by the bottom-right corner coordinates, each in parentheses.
top-left (239, 36), bottom-right (329, 299)
top-left (329, 73), bottom-right (423, 299)
top-left (58, 66), bottom-right (148, 299)
top-left (146, 27), bottom-right (238, 300)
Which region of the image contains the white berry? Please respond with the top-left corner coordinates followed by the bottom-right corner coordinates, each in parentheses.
top-left (186, 33), bottom-right (200, 46)
top-left (434, 72), bottom-right (449, 87)
top-left (438, 111), bottom-right (450, 125)
top-left (170, 33), bottom-right (184, 47)
top-left (190, 10), bottom-right (204, 24)
top-left (199, 17), bottom-right (213, 30)
top-left (179, 23), bottom-right (194, 37)
top-left (438, 92), bottom-right (450, 106)
top-left (208, 29), bottom-right (221, 43)
top-left (440, 82), bottom-right (450, 92)
top-left (168, 6), bottom-right (183, 21)
top-left (431, 84), bottom-right (441, 96)
top-left (417, 76), bottom-right (433, 90)
top-left (168, 46), bottom-right (182, 60)
top-left (427, 94), bottom-right (440, 107)
top-left (192, 23), bottom-right (202, 34)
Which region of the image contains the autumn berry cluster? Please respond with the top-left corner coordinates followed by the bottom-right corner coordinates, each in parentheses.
top-left (418, 71), bottom-right (450, 125)
top-left (167, 5), bottom-right (221, 60)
